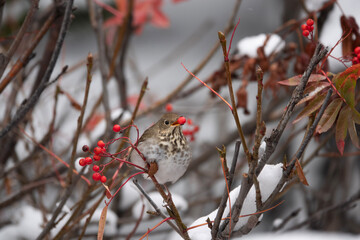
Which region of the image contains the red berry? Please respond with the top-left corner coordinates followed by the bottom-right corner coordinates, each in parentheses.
top-left (193, 125), bottom-right (200, 132)
top-left (93, 155), bottom-right (101, 161)
top-left (113, 124), bottom-right (121, 132)
top-left (177, 116), bottom-right (186, 125)
top-left (92, 172), bottom-right (101, 181)
top-left (301, 24), bottom-right (307, 30)
top-left (309, 25), bottom-right (314, 31)
top-left (302, 30), bottom-right (309, 37)
top-left (97, 140), bottom-right (105, 148)
top-left (85, 157), bottom-right (93, 165)
top-left (79, 158), bottom-right (86, 166)
top-left (306, 19), bottom-right (314, 26)
top-left (187, 118), bottom-right (193, 125)
top-left (357, 53), bottom-right (360, 59)
top-left (93, 165), bottom-right (100, 172)
top-left (165, 103), bottom-right (173, 112)
top-left (182, 129), bottom-right (191, 135)
top-left (100, 175), bottom-right (107, 183)
top-left (94, 147), bottom-right (102, 155)
top-left (355, 46), bottom-right (360, 55)
top-left (82, 145), bottom-right (89, 152)
top-left (352, 56), bottom-right (359, 65)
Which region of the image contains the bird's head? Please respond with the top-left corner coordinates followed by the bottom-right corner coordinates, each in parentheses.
top-left (157, 113), bottom-right (186, 131)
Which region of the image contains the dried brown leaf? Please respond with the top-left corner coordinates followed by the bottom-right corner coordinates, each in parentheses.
top-left (97, 205), bottom-right (108, 240)
top-left (295, 159), bottom-right (309, 186)
top-left (316, 98), bottom-right (343, 134)
top-left (293, 92), bottom-right (326, 124)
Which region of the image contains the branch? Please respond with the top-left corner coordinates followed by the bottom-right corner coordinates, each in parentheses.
top-left (67, 53), bottom-right (93, 182)
top-left (231, 88), bottom-right (333, 238)
top-left (286, 189), bottom-right (360, 231)
top-left (0, 0), bottom-right (39, 78)
top-left (219, 43), bottom-right (328, 238)
top-left (211, 141), bottom-right (241, 239)
top-left (218, 31), bottom-right (251, 161)
top-left (256, 43), bottom-right (328, 174)
top-left (0, 0), bottom-right (74, 138)
top-left (132, 0), bottom-right (243, 119)
top-left (89, 2), bottom-right (112, 139)
top-left (36, 169), bottom-right (84, 240)
top-left (112, 0), bottom-right (133, 110)
top-left (132, 179), bottom-right (183, 237)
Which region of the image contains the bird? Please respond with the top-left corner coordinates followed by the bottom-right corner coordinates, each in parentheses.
top-left (129, 113), bottom-right (191, 184)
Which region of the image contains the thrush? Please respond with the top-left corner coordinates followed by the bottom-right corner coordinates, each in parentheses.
top-left (129, 113), bottom-right (191, 184)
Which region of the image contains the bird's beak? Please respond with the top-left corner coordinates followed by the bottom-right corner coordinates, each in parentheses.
top-left (171, 121), bottom-right (181, 126)
top-left (171, 117), bottom-right (185, 126)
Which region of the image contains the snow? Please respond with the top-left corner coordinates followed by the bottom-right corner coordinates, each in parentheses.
top-left (170, 163), bottom-right (283, 240)
top-left (243, 231), bottom-right (360, 240)
top-left (88, 208), bottom-right (118, 235)
top-left (236, 34), bottom-right (285, 58)
top-left (317, 0), bottom-right (360, 71)
top-left (0, 205), bottom-right (43, 239)
top-left (259, 141), bottom-right (266, 157)
top-left (132, 191), bottom-right (188, 219)
top-left (272, 218), bottom-right (283, 228)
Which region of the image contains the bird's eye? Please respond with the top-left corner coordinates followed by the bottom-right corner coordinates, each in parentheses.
top-left (164, 120), bottom-right (170, 125)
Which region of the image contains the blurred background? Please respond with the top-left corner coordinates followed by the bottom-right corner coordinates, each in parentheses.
top-left (0, 0), bottom-right (359, 239)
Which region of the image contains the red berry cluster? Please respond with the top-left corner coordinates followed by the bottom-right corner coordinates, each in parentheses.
top-left (79, 139), bottom-right (110, 183)
top-left (352, 46), bottom-right (360, 65)
top-left (301, 19), bottom-right (314, 38)
top-left (182, 118), bottom-right (199, 142)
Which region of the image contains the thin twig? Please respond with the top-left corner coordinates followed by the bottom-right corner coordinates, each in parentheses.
top-left (132, 179), bottom-right (183, 237)
top-left (272, 208), bottom-right (301, 231)
top-left (116, 78), bottom-right (148, 153)
top-left (218, 31), bottom-right (251, 162)
top-left (0, 177), bottom-right (55, 209)
top-left (256, 43), bottom-right (328, 175)
top-left (113, 0), bottom-right (133, 110)
top-left (67, 53), bottom-right (93, 182)
top-left (231, 88), bottom-right (333, 238)
top-left (0, 0), bottom-right (74, 138)
top-left (90, 2), bottom-right (113, 139)
top-left (131, 0), bottom-right (243, 120)
top-left (0, 0), bottom-right (39, 78)
top-left (0, 3), bottom-right (56, 94)
top-left (286, 189), bottom-right (360, 231)
top-left (36, 169), bottom-right (84, 240)
top-left (219, 43), bottom-right (328, 238)
top-left (252, 66), bottom-right (265, 162)
top-left (148, 174), bottom-right (191, 240)
top-left (212, 141), bottom-right (241, 239)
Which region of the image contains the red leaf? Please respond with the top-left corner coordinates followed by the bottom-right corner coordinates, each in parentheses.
top-left (336, 139), bottom-right (345, 156)
top-left (333, 64), bottom-right (360, 108)
top-left (151, 8), bottom-right (170, 28)
top-left (316, 98), bottom-right (343, 133)
top-left (348, 119), bottom-right (360, 148)
top-left (335, 106), bottom-right (350, 155)
top-left (351, 107), bottom-right (360, 124)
